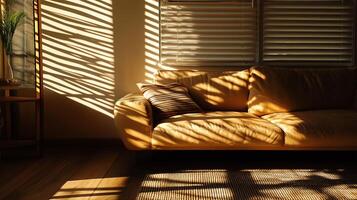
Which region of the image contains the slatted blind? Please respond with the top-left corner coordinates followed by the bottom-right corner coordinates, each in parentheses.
top-left (263, 0), bottom-right (355, 66)
top-left (160, 0), bottom-right (257, 66)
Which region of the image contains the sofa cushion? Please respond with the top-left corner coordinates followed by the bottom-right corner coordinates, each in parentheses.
top-left (248, 67), bottom-right (356, 116)
top-left (137, 83), bottom-right (202, 120)
top-left (154, 69), bottom-right (250, 111)
top-left (152, 111), bottom-right (284, 150)
top-left (262, 110), bottom-right (357, 148)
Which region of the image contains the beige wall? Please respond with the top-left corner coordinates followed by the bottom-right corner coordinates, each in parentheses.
top-left (42, 0), bottom-right (149, 139)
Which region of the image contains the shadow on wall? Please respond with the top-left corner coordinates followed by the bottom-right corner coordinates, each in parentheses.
top-left (41, 0), bottom-right (117, 139)
top-left (42, 0), bottom-right (115, 118)
top-left (144, 0), bottom-right (175, 83)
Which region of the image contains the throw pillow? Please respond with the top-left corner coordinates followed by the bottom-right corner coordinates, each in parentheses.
top-left (137, 83), bottom-right (202, 120)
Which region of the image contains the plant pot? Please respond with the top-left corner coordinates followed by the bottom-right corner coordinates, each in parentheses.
top-left (0, 53), bottom-right (20, 86)
top-left (5, 54), bottom-right (14, 80)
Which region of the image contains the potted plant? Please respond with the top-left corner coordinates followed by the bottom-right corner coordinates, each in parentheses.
top-left (0, 0), bottom-right (25, 86)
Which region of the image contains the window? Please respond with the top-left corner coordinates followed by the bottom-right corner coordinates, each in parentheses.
top-left (160, 0), bottom-right (356, 67)
top-left (160, 0), bottom-right (257, 66)
top-left (262, 0), bottom-right (355, 66)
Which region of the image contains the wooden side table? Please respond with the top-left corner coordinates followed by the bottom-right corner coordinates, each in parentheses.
top-left (0, 85), bottom-right (42, 156)
top-left (0, 0), bottom-right (44, 157)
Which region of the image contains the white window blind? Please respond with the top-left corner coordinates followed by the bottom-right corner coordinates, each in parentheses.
top-left (160, 0), bottom-right (257, 66)
top-left (263, 0), bottom-right (355, 66)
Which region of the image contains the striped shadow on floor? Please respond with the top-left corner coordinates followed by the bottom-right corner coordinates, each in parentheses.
top-left (136, 169), bottom-right (357, 200)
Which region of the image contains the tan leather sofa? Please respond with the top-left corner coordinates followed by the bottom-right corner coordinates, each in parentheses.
top-left (114, 67), bottom-right (357, 150)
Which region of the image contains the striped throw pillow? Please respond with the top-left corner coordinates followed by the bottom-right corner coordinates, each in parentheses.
top-left (137, 83), bottom-right (202, 120)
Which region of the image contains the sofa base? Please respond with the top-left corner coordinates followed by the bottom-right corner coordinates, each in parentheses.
top-left (129, 146), bottom-right (357, 151)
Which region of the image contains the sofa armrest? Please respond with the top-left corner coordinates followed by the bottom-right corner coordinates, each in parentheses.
top-left (114, 93), bottom-right (153, 150)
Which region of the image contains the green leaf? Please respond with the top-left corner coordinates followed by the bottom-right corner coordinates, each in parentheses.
top-left (0, 0), bottom-right (26, 54)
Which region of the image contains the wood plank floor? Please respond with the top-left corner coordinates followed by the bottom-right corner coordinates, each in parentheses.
top-left (0, 145), bottom-right (138, 200)
top-left (0, 146), bottom-right (356, 200)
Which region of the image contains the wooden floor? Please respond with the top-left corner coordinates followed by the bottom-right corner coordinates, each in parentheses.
top-left (0, 145), bottom-right (140, 200)
top-left (0, 145), bottom-right (356, 200)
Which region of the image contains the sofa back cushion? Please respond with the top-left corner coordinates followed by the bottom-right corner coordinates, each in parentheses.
top-left (154, 69), bottom-right (250, 111)
top-left (248, 67), bottom-right (356, 116)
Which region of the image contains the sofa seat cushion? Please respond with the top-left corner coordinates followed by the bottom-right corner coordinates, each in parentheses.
top-left (152, 112), bottom-right (284, 150)
top-left (262, 110), bottom-right (357, 148)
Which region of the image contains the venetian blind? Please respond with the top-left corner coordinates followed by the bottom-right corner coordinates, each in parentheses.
top-left (263, 0), bottom-right (355, 66)
top-left (160, 0), bottom-right (257, 66)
